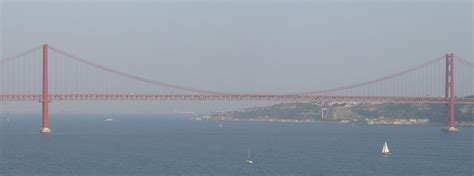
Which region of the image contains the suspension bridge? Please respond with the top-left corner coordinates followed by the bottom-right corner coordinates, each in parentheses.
top-left (0, 44), bottom-right (473, 133)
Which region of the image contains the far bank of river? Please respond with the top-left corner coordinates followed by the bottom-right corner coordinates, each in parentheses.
top-left (193, 115), bottom-right (474, 127)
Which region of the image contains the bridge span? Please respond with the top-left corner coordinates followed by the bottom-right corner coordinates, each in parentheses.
top-left (1, 44), bottom-right (473, 133)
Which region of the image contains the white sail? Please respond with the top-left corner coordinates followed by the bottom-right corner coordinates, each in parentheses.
top-left (382, 141), bottom-right (390, 154)
top-left (245, 148), bottom-right (253, 164)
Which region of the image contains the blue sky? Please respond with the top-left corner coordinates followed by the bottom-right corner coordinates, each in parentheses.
top-left (0, 0), bottom-right (472, 113)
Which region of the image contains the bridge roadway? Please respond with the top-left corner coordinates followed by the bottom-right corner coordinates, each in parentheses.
top-left (1, 94), bottom-right (473, 104)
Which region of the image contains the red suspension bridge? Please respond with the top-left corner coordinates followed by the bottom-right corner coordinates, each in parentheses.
top-left (0, 44), bottom-right (473, 133)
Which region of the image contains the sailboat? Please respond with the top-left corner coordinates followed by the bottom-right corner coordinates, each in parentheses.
top-left (381, 141), bottom-right (391, 155)
top-left (245, 148), bottom-right (253, 164)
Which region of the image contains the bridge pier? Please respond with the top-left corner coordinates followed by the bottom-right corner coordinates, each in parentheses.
top-left (442, 52), bottom-right (458, 132)
top-left (40, 44), bottom-right (51, 134)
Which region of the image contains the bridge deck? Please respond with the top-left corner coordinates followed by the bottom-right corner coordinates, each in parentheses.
top-left (1, 94), bottom-right (473, 104)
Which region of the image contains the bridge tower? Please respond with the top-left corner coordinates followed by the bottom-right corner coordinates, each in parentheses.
top-left (442, 52), bottom-right (458, 132)
top-left (40, 44), bottom-right (51, 134)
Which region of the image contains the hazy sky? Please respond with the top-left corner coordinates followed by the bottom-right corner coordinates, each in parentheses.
top-left (0, 0), bottom-right (472, 113)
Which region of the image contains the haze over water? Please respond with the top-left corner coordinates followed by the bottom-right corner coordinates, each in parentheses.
top-left (1, 0), bottom-right (472, 113)
top-left (0, 115), bottom-right (472, 176)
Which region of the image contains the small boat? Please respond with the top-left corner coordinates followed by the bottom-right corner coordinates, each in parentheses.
top-left (245, 148), bottom-right (253, 164)
top-left (381, 141), bottom-right (391, 155)
top-left (105, 118), bottom-right (113, 121)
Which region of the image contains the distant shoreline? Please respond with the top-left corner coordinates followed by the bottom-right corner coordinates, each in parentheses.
top-left (200, 102), bottom-right (473, 127)
top-left (193, 116), bottom-right (474, 127)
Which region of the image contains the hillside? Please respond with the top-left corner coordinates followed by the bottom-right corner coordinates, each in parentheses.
top-left (206, 102), bottom-right (474, 125)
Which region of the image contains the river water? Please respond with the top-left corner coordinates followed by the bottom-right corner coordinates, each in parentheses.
top-left (0, 114), bottom-right (472, 176)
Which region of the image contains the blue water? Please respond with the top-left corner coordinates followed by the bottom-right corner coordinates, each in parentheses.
top-left (0, 114), bottom-right (472, 176)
